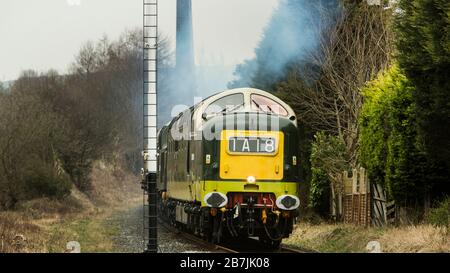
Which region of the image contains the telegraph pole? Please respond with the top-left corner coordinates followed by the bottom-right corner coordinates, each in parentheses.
top-left (143, 0), bottom-right (158, 253)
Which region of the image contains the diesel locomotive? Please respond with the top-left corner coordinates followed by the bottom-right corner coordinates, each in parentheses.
top-left (157, 88), bottom-right (300, 248)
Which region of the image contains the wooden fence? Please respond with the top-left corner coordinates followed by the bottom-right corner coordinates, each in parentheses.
top-left (342, 168), bottom-right (371, 226)
top-left (332, 167), bottom-right (394, 227)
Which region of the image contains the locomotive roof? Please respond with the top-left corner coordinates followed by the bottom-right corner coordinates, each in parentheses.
top-left (196, 88), bottom-right (286, 106)
top-left (195, 88), bottom-right (296, 119)
top-left (165, 88), bottom-right (297, 131)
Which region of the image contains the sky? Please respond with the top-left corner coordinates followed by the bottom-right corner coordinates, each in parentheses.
top-left (0, 0), bottom-right (279, 81)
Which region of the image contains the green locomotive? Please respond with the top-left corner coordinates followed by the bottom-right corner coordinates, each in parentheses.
top-left (157, 88), bottom-right (300, 248)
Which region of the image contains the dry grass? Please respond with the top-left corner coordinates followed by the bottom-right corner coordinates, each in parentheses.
top-left (0, 211), bottom-right (47, 253)
top-left (17, 197), bottom-right (85, 219)
top-left (0, 161), bottom-right (141, 253)
top-left (88, 161), bottom-right (141, 208)
top-left (284, 222), bottom-right (450, 253)
top-left (378, 225), bottom-right (449, 253)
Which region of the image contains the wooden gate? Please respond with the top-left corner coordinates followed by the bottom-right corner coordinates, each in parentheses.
top-left (371, 183), bottom-right (395, 226)
top-left (371, 183), bottom-right (386, 226)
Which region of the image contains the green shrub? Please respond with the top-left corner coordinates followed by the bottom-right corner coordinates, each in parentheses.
top-left (309, 167), bottom-right (330, 217)
top-left (309, 132), bottom-right (349, 215)
top-left (396, 0), bottom-right (450, 198)
top-left (427, 197), bottom-right (450, 227)
top-left (359, 65), bottom-right (431, 206)
top-left (427, 198), bottom-right (450, 227)
top-left (24, 165), bottom-right (72, 200)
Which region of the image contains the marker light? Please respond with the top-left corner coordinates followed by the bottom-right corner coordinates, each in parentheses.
top-left (276, 195), bottom-right (300, 210)
top-left (204, 192), bottom-right (228, 208)
top-left (247, 176), bottom-right (256, 183)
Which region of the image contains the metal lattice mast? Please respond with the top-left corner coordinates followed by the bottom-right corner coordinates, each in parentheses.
top-left (143, 0), bottom-right (158, 253)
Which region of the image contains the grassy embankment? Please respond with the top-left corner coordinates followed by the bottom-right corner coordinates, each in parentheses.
top-left (284, 222), bottom-right (450, 253)
top-left (0, 162), bottom-right (141, 253)
top-left (4, 160), bottom-right (448, 253)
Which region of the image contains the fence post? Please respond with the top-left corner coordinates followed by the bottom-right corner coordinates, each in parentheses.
top-left (352, 168), bottom-right (358, 194)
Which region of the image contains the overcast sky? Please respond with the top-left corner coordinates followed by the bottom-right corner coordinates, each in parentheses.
top-left (0, 0), bottom-right (278, 81)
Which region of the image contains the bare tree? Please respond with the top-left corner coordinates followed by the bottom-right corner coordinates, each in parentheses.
top-left (277, 3), bottom-right (393, 217)
top-left (0, 28), bottom-right (175, 206)
top-left (280, 3), bottom-right (393, 167)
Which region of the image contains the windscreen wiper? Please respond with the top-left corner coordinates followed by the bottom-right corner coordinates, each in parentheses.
top-left (266, 105), bottom-right (275, 114)
top-left (221, 103), bottom-right (244, 114)
top-left (252, 99), bottom-right (262, 111)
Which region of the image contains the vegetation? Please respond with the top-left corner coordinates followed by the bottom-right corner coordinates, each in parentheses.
top-left (0, 29), bottom-right (171, 209)
top-left (0, 199), bottom-right (133, 253)
top-left (0, 29), bottom-right (161, 253)
top-left (231, 1), bottom-right (393, 215)
top-left (359, 65), bottom-right (432, 209)
top-left (309, 167), bottom-right (330, 217)
top-left (284, 222), bottom-right (450, 253)
top-left (395, 0), bottom-right (450, 203)
top-left (427, 197), bottom-right (450, 228)
top-left (0, 0), bottom-right (449, 253)
top-left (309, 132), bottom-right (349, 215)
top-left (0, 162), bottom-right (141, 253)
top-left (232, 0), bottom-right (449, 220)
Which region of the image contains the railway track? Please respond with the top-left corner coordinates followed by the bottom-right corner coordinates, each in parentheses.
top-left (157, 218), bottom-right (308, 253)
top-left (158, 219), bottom-right (238, 253)
top-left (279, 245), bottom-right (316, 253)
